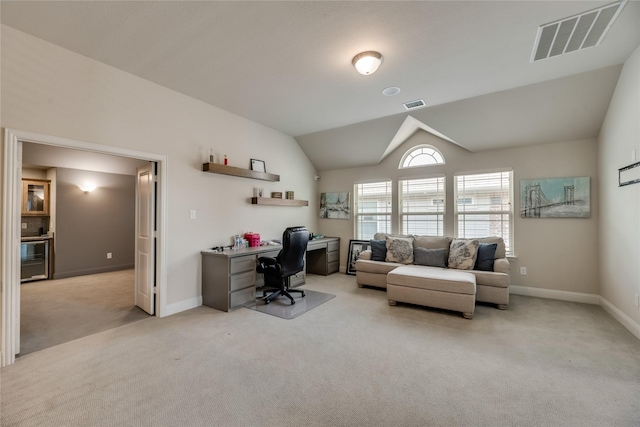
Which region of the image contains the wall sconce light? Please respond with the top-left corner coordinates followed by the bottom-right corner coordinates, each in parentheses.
top-left (78, 183), bottom-right (97, 193)
top-left (352, 51), bottom-right (383, 75)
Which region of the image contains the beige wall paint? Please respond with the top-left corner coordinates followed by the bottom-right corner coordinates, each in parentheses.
top-left (1, 25), bottom-right (318, 309)
top-left (599, 44), bottom-right (640, 325)
top-left (318, 133), bottom-right (599, 295)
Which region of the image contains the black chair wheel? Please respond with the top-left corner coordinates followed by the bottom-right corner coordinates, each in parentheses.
top-left (301, 292), bottom-right (306, 297)
top-left (291, 300), bottom-right (295, 305)
top-left (265, 299), bottom-right (271, 305)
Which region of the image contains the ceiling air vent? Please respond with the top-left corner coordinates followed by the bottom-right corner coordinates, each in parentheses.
top-left (531, 0), bottom-right (627, 62)
top-left (403, 99), bottom-right (426, 110)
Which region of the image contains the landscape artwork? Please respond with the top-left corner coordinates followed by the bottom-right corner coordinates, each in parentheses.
top-left (319, 192), bottom-right (350, 219)
top-left (520, 177), bottom-right (590, 218)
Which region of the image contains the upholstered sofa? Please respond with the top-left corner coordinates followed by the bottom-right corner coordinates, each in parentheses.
top-left (355, 234), bottom-right (510, 310)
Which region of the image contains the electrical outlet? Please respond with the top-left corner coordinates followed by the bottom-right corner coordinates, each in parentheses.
top-left (21, 223), bottom-right (27, 229)
top-left (635, 294), bottom-right (639, 308)
top-left (189, 210), bottom-right (196, 219)
top-left (107, 252), bottom-right (112, 259)
top-left (519, 267), bottom-right (527, 275)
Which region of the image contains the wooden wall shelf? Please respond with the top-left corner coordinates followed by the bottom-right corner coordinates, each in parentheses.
top-left (251, 197), bottom-right (308, 207)
top-left (202, 163), bottom-right (280, 182)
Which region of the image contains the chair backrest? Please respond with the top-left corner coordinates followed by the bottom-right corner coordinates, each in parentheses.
top-left (278, 226), bottom-right (309, 277)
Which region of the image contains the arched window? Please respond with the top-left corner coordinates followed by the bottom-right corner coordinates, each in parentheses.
top-left (399, 145), bottom-right (445, 169)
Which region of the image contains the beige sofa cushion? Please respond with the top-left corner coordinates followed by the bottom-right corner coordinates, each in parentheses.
top-left (387, 265), bottom-right (476, 295)
top-left (457, 237), bottom-right (506, 259)
top-left (355, 259), bottom-right (402, 275)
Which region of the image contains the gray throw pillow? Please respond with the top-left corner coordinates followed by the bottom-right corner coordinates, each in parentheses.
top-left (369, 239), bottom-right (387, 261)
top-left (414, 247), bottom-right (447, 268)
top-left (474, 243), bottom-right (497, 271)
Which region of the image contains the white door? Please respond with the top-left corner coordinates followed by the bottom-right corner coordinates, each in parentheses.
top-left (135, 163), bottom-right (155, 314)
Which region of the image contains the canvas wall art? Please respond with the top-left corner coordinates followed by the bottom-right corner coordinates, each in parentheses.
top-left (520, 177), bottom-right (590, 218)
top-left (319, 192), bottom-right (350, 219)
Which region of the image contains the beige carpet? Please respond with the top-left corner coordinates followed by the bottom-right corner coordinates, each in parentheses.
top-left (19, 269), bottom-right (149, 356)
top-left (2, 273), bottom-right (640, 426)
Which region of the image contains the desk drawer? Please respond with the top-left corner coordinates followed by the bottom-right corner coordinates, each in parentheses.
top-left (230, 287), bottom-right (255, 309)
top-left (230, 255), bottom-right (256, 274)
top-left (307, 242), bottom-right (324, 252)
top-left (328, 241), bottom-right (339, 252)
top-left (327, 251), bottom-right (339, 263)
top-left (230, 270), bottom-right (255, 292)
top-left (289, 272), bottom-right (305, 287)
top-left (328, 261), bottom-right (339, 274)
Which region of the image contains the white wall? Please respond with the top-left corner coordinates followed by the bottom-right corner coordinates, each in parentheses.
top-left (318, 132), bottom-right (600, 295)
top-left (599, 44), bottom-right (640, 327)
top-left (1, 25), bottom-right (319, 310)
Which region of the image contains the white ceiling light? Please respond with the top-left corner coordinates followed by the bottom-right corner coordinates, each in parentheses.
top-left (352, 51), bottom-right (383, 75)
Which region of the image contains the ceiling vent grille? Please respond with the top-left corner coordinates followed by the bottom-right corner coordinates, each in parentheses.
top-left (403, 99), bottom-right (426, 110)
top-left (531, 1), bottom-right (627, 62)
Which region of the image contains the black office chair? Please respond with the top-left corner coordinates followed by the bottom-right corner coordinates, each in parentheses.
top-left (256, 226), bottom-right (309, 305)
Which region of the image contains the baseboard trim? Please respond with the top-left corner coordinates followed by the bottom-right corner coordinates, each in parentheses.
top-left (53, 264), bottom-right (135, 279)
top-left (510, 285), bottom-right (600, 305)
top-left (599, 297), bottom-right (640, 340)
top-left (165, 296), bottom-right (202, 316)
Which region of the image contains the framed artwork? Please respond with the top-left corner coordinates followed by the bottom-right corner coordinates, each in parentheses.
top-left (619, 161), bottom-right (640, 187)
top-left (319, 192), bottom-right (350, 219)
top-left (346, 239), bottom-right (371, 275)
top-left (250, 159), bottom-right (266, 173)
top-left (520, 176), bottom-right (590, 218)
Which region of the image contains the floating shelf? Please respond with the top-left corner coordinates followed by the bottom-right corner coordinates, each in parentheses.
top-left (202, 163), bottom-right (280, 182)
top-left (251, 197), bottom-right (308, 207)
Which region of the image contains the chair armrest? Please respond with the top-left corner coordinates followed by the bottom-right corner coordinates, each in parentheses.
top-left (494, 258), bottom-right (510, 274)
top-left (257, 257), bottom-right (277, 266)
top-left (359, 250), bottom-right (372, 261)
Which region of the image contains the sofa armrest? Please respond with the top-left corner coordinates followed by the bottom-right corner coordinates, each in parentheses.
top-left (359, 249), bottom-right (372, 261)
top-left (494, 258), bottom-right (510, 275)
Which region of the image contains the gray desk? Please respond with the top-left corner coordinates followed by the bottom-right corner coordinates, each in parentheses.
top-left (201, 237), bottom-right (340, 312)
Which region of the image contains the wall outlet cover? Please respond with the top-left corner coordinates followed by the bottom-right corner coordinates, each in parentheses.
top-left (519, 267), bottom-right (527, 275)
top-left (107, 252), bottom-right (112, 259)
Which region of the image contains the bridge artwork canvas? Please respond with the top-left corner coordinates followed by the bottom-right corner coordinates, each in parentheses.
top-left (520, 177), bottom-right (590, 218)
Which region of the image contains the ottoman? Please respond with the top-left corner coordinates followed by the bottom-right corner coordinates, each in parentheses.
top-left (387, 265), bottom-right (476, 319)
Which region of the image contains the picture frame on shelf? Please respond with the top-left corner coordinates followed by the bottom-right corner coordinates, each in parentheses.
top-left (346, 239), bottom-right (371, 275)
top-left (250, 159), bottom-right (266, 173)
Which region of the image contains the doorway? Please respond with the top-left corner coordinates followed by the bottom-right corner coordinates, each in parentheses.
top-left (2, 128), bottom-right (168, 367)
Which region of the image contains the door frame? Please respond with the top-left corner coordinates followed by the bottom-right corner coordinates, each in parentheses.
top-left (2, 128), bottom-right (168, 367)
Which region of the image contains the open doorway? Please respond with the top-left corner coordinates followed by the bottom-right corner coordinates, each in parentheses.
top-left (19, 144), bottom-right (151, 355)
top-left (2, 128), bottom-right (168, 366)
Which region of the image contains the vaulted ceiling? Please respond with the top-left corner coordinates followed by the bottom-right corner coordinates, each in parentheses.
top-left (2, 1), bottom-right (639, 171)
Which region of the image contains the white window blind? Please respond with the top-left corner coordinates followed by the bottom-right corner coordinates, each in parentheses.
top-left (454, 170), bottom-right (514, 255)
top-left (399, 176), bottom-right (445, 236)
top-left (354, 181), bottom-right (392, 240)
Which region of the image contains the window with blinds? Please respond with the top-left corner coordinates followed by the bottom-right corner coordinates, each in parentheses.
top-left (399, 176), bottom-right (445, 236)
top-left (454, 170), bottom-right (514, 255)
top-left (354, 181), bottom-right (392, 240)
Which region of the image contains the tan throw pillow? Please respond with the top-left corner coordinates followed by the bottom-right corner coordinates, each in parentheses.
top-left (385, 237), bottom-right (414, 264)
top-left (448, 239), bottom-right (479, 270)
